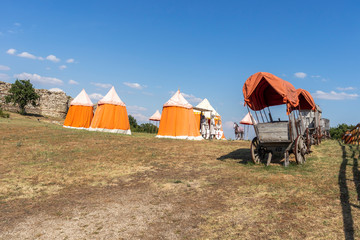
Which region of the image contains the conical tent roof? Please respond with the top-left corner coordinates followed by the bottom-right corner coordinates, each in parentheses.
top-left (194, 98), bottom-right (220, 118)
top-left (240, 112), bottom-right (256, 125)
top-left (98, 86), bottom-right (125, 106)
top-left (163, 90), bottom-right (192, 109)
top-left (70, 89), bottom-right (93, 106)
top-left (149, 110), bottom-right (161, 121)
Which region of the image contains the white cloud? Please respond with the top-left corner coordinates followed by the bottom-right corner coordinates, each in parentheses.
top-left (91, 82), bottom-right (112, 88)
top-left (89, 93), bottom-right (104, 101)
top-left (6, 48), bottom-right (16, 55)
top-left (38, 56), bottom-right (44, 60)
top-left (49, 88), bottom-right (64, 92)
top-left (0, 65), bottom-right (10, 71)
top-left (127, 105), bottom-right (147, 112)
top-left (59, 65), bottom-right (67, 70)
top-left (14, 72), bottom-right (63, 85)
top-left (17, 51), bottom-right (37, 59)
top-left (0, 73), bottom-right (10, 81)
top-left (181, 92), bottom-right (202, 104)
top-left (14, 23), bottom-right (21, 27)
top-left (66, 58), bottom-right (75, 63)
top-left (68, 79), bottom-right (79, 85)
top-left (46, 54), bottom-right (60, 62)
top-left (311, 75), bottom-right (321, 78)
top-left (337, 87), bottom-right (355, 91)
top-left (312, 90), bottom-right (359, 100)
top-left (294, 72), bottom-right (307, 79)
top-left (130, 113), bottom-right (149, 123)
top-left (123, 82), bottom-right (144, 90)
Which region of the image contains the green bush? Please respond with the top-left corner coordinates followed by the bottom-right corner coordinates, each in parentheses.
top-left (330, 123), bottom-right (355, 139)
top-left (0, 106), bottom-right (9, 118)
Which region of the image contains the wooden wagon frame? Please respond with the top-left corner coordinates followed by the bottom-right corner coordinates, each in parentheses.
top-left (243, 72), bottom-right (318, 166)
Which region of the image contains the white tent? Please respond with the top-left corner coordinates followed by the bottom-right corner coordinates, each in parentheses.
top-left (149, 110), bottom-right (161, 121)
top-left (194, 98), bottom-right (220, 119)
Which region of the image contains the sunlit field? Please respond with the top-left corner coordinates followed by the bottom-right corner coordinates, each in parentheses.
top-left (1, 112), bottom-right (359, 239)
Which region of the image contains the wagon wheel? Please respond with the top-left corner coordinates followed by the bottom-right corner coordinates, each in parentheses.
top-left (250, 137), bottom-right (269, 164)
top-left (318, 127), bottom-right (322, 144)
top-left (305, 128), bottom-right (311, 152)
top-left (294, 135), bottom-right (307, 164)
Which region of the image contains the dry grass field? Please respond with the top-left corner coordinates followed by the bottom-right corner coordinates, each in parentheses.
top-left (1, 112), bottom-right (360, 239)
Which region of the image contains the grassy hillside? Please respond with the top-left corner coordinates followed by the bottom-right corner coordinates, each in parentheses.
top-left (1, 112), bottom-right (359, 239)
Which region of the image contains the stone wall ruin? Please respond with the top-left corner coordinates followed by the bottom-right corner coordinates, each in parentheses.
top-left (0, 81), bottom-right (72, 119)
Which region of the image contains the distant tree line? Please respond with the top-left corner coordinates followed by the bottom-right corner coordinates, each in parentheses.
top-left (128, 115), bottom-right (158, 133)
top-left (330, 123), bottom-right (356, 139)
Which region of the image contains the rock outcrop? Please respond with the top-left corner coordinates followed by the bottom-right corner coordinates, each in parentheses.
top-left (0, 81), bottom-right (72, 118)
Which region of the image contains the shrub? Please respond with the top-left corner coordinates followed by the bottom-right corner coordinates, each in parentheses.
top-left (0, 106), bottom-right (9, 118)
top-left (330, 123), bottom-right (355, 139)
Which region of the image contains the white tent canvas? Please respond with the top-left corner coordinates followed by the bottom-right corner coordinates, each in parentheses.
top-left (194, 98), bottom-right (220, 119)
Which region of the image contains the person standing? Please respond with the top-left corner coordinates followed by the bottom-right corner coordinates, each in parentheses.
top-left (210, 114), bottom-right (216, 140)
top-left (200, 113), bottom-right (207, 138)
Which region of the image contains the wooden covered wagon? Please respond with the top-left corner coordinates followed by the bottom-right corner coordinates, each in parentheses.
top-left (242, 72), bottom-right (316, 166)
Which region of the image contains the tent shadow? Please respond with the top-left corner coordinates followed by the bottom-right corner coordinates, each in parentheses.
top-left (217, 148), bottom-right (252, 164)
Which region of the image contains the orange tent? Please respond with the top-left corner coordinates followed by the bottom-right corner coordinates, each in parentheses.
top-left (63, 89), bottom-right (94, 129)
top-left (88, 86), bottom-right (131, 135)
top-left (157, 90), bottom-right (203, 140)
top-left (296, 89), bottom-right (316, 111)
top-left (243, 72), bottom-right (299, 113)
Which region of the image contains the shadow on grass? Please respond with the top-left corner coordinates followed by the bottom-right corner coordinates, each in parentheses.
top-left (339, 141), bottom-right (355, 240)
top-left (217, 148), bottom-right (252, 164)
top-left (24, 112), bottom-right (44, 118)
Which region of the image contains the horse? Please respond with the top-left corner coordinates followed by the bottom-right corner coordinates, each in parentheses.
top-left (233, 122), bottom-right (244, 140)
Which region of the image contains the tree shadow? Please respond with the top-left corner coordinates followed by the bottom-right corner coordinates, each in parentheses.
top-left (217, 148), bottom-right (252, 164)
top-left (338, 141), bottom-right (355, 240)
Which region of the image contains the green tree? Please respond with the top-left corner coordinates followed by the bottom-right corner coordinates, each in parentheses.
top-left (139, 123), bottom-right (158, 133)
top-left (128, 115), bottom-right (139, 130)
top-left (5, 80), bottom-right (40, 115)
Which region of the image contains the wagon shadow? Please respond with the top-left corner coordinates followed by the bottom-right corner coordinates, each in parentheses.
top-left (217, 148), bottom-right (252, 164)
top-left (338, 141), bottom-right (355, 240)
top-left (218, 148), bottom-right (288, 166)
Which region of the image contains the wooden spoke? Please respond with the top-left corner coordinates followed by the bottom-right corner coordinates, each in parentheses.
top-left (294, 136), bottom-right (306, 164)
top-left (251, 137), bottom-right (270, 164)
top-left (251, 137), bottom-right (261, 164)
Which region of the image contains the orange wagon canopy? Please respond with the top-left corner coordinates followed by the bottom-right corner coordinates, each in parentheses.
top-left (243, 72), bottom-right (299, 113)
top-left (295, 89), bottom-right (316, 111)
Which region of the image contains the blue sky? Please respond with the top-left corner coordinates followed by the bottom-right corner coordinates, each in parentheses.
top-left (0, 0), bottom-right (359, 139)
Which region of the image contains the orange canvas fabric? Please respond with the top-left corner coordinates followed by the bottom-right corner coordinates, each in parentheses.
top-left (296, 89), bottom-right (316, 111)
top-left (243, 72), bottom-right (299, 112)
top-left (63, 105), bottom-right (93, 128)
top-left (194, 112), bottom-right (201, 132)
top-left (90, 104), bottom-right (130, 131)
top-left (158, 106), bottom-right (201, 138)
